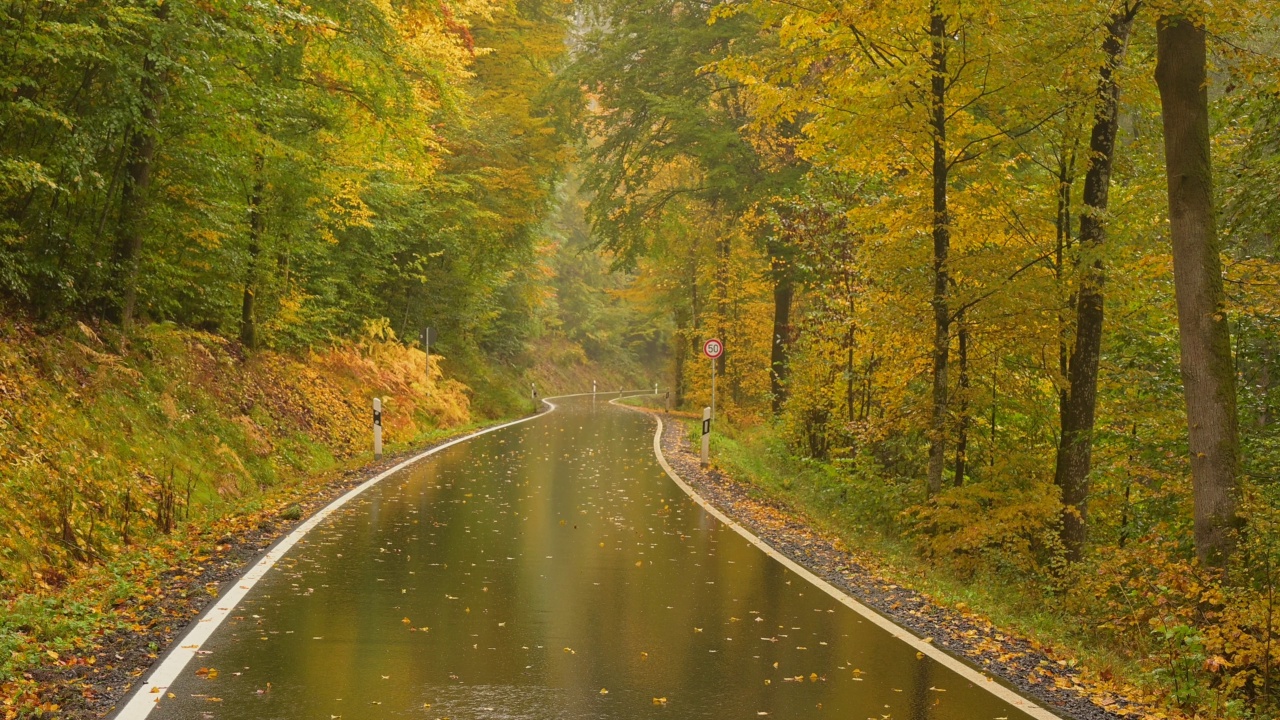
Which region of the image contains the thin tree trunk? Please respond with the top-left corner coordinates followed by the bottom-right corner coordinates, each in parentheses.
top-left (989, 364), bottom-right (997, 468)
top-left (673, 324), bottom-right (687, 408)
top-left (1054, 2), bottom-right (1139, 563)
top-left (926, 6), bottom-right (952, 497)
top-left (681, 243), bottom-right (700, 409)
top-left (1260, 342), bottom-right (1274, 429)
top-left (954, 317), bottom-right (970, 487)
top-left (715, 233), bottom-right (731, 383)
top-left (1155, 13), bottom-right (1242, 569)
top-left (769, 250), bottom-right (794, 415)
top-left (240, 153), bottom-right (266, 349)
top-left (113, 4), bottom-right (169, 331)
top-left (114, 106), bottom-right (158, 331)
top-left (1055, 148), bottom-right (1076, 436)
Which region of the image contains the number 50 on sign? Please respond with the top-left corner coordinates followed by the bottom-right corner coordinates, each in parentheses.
top-left (703, 338), bottom-right (723, 359)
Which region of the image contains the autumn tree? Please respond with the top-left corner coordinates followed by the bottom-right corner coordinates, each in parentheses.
top-left (719, 0), bottom-right (1074, 495)
top-left (1054, 1), bottom-right (1143, 562)
top-left (1155, 9), bottom-right (1242, 568)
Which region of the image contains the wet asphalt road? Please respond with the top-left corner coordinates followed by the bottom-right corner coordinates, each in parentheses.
top-left (149, 396), bottom-right (1037, 720)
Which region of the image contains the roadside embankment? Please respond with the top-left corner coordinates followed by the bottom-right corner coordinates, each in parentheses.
top-left (1, 318), bottom-right (647, 718)
top-left (0, 319), bottom-right (506, 717)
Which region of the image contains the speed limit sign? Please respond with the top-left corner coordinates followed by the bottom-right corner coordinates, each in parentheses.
top-left (703, 338), bottom-right (724, 359)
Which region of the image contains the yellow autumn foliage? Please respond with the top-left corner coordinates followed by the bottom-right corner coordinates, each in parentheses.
top-left (0, 318), bottom-right (474, 589)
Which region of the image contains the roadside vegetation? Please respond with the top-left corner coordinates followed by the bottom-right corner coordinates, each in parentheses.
top-left (0, 317), bottom-right (639, 716)
top-left (0, 320), bottom-right (474, 711)
top-left (571, 1), bottom-right (1280, 717)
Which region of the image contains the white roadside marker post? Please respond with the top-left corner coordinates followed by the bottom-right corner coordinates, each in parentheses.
top-left (373, 398), bottom-right (383, 461)
top-left (654, 383), bottom-right (658, 395)
top-left (701, 407), bottom-right (711, 466)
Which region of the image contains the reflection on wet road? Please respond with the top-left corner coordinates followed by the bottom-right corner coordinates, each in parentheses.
top-left (152, 396), bottom-right (1037, 719)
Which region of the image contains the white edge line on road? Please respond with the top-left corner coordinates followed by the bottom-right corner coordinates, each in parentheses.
top-left (638, 409), bottom-right (1064, 720)
top-left (115, 388), bottom-right (656, 719)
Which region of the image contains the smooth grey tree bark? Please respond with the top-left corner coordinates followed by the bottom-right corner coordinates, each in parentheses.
top-left (1155, 13), bottom-right (1242, 569)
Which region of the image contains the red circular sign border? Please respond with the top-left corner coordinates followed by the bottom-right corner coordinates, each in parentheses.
top-left (703, 338), bottom-right (724, 359)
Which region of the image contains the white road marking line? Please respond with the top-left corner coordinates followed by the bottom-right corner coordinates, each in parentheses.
top-left (115, 412), bottom-right (542, 717)
top-left (637, 409), bottom-right (1064, 720)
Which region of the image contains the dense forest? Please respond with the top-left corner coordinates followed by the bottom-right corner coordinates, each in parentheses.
top-left (3, 0), bottom-right (1280, 717)
top-left (0, 0), bottom-right (579, 352)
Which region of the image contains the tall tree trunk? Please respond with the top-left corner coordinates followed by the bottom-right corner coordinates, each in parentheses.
top-left (673, 323), bottom-right (687, 408)
top-left (1055, 148), bottom-right (1076, 437)
top-left (1054, 3), bottom-right (1139, 563)
top-left (954, 317), bottom-right (970, 487)
top-left (769, 252), bottom-right (794, 414)
top-left (989, 364), bottom-right (997, 468)
top-left (240, 153), bottom-right (266, 349)
top-left (926, 6), bottom-right (952, 497)
top-left (113, 4), bottom-right (169, 331)
top-left (846, 326), bottom-right (856, 424)
top-left (714, 232), bottom-right (731, 392)
top-left (679, 245), bottom-right (700, 409)
top-left (1155, 13), bottom-right (1242, 569)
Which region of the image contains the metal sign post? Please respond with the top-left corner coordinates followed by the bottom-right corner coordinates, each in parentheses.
top-left (373, 398), bottom-right (383, 461)
top-left (703, 338), bottom-right (723, 421)
top-left (711, 358), bottom-right (716, 421)
top-left (701, 407), bottom-right (711, 466)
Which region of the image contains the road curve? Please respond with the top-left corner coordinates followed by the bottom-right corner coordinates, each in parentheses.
top-left (115, 393), bottom-right (1047, 720)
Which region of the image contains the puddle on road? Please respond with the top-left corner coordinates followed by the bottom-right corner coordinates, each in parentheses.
top-left (154, 397), bottom-right (1038, 719)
